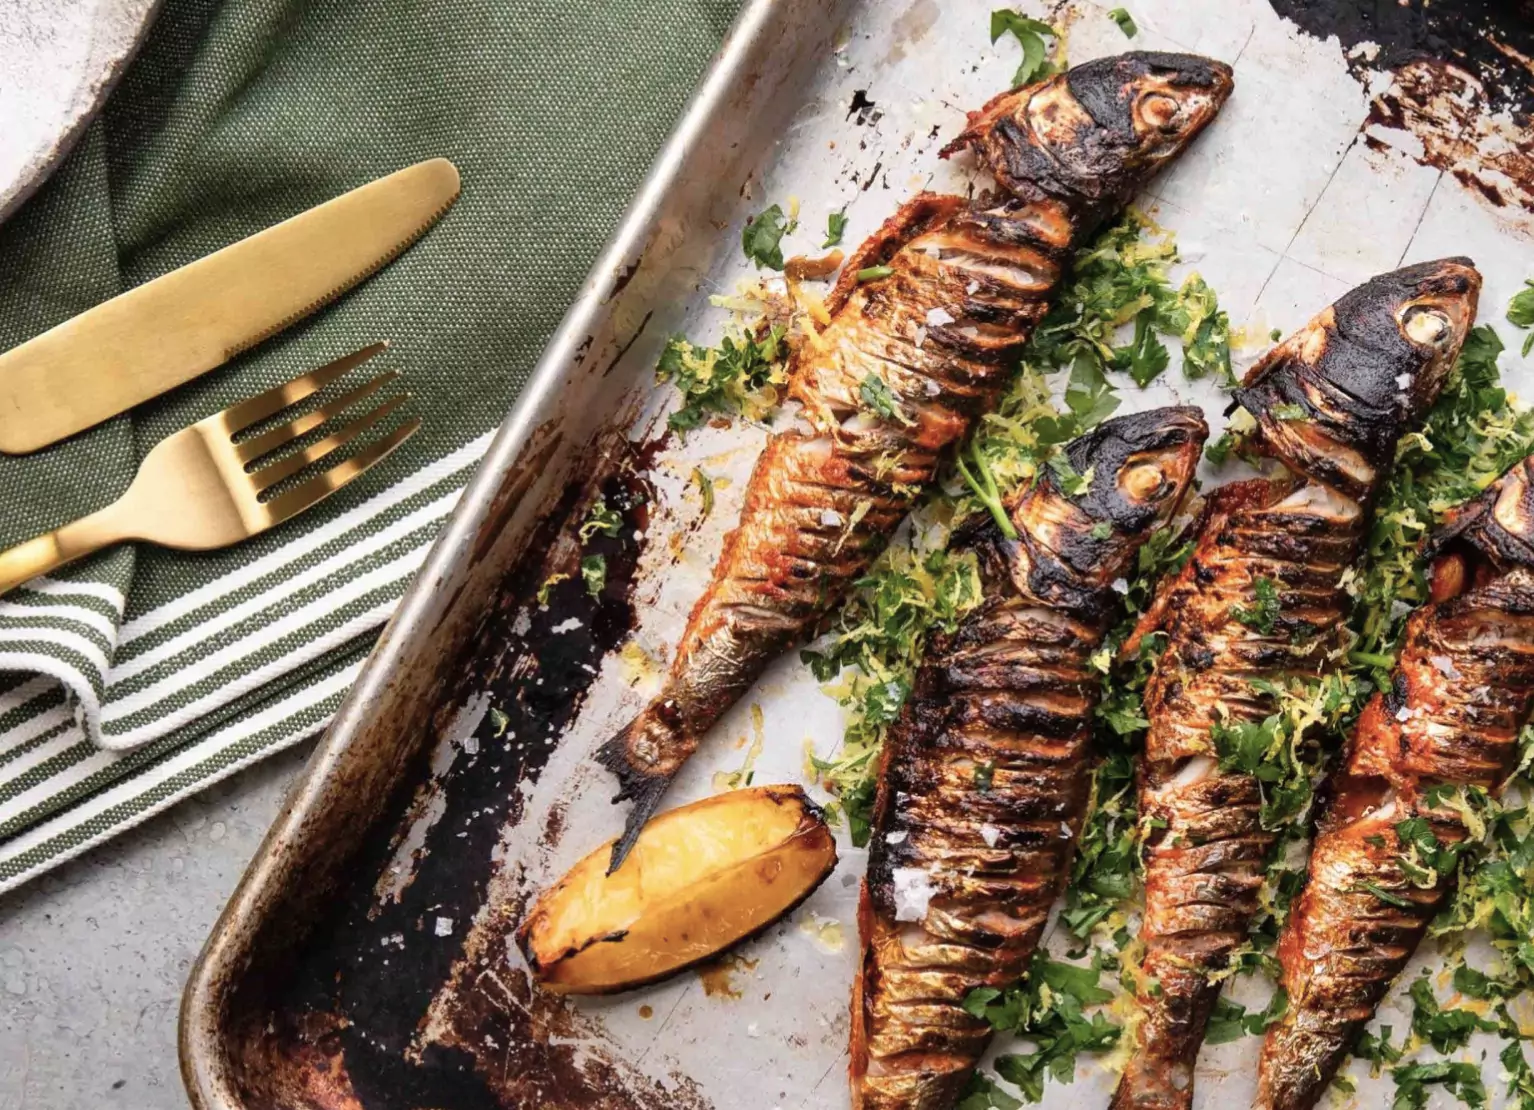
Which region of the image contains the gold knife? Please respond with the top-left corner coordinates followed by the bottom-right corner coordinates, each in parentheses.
top-left (0, 158), bottom-right (460, 455)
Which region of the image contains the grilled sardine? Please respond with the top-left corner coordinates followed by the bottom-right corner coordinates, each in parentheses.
top-left (851, 407), bottom-right (1208, 1110)
top-left (599, 53), bottom-right (1234, 869)
top-left (1256, 455), bottom-right (1534, 1110)
top-left (1111, 260), bottom-right (1482, 1110)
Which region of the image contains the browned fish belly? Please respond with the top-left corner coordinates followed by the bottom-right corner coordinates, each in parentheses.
top-left (1256, 456), bottom-right (1534, 1110)
top-left (852, 407), bottom-right (1209, 1110)
top-left (599, 52), bottom-right (1235, 870)
top-left (1112, 259), bottom-right (1483, 1110)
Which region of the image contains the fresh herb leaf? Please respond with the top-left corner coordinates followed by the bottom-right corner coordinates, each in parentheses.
top-left (823, 209), bottom-right (848, 248)
top-left (1271, 402), bottom-right (1309, 421)
top-left (974, 760), bottom-right (996, 793)
top-left (742, 203), bottom-right (796, 270)
top-left (580, 554), bottom-right (606, 597)
top-left (1407, 976), bottom-right (1498, 1054)
top-left (991, 10), bottom-right (1058, 88)
top-left (1090, 521), bottom-right (1113, 540)
top-left (1116, 311), bottom-right (1171, 387)
top-left (860, 374), bottom-right (915, 426)
top-left (1509, 279), bottom-right (1534, 329)
top-left (579, 498), bottom-right (624, 541)
top-left (1108, 7), bottom-right (1137, 36)
top-left (1205, 988), bottom-right (1289, 1044)
top-left (1389, 1060), bottom-right (1487, 1110)
top-left (1232, 577), bottom-right (1281, 635)
top-left (1047, 453), bottom-right (1093, 497)
top-left (957, 1073), bottom-right (1024, 1110)
top-left (488, 707), bottom-right (510, 737)
top-left (857, 264), bottom-right (894, 283)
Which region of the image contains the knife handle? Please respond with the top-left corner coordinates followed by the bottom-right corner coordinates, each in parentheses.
top-left (0, 505), bottom-right (126, 597)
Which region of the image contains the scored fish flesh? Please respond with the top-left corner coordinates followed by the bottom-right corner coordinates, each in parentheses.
top-left (851, 407), bottom-right (1208, 1110)
top-left (1256, 453), bottom-right (1534, 1110)
top-left (1111, 259), bottom-right (1482, 1110)
top-left (598, 53), bottom-right (1234, 869)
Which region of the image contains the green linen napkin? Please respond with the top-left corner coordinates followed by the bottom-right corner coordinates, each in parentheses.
top-left (0, 0), bottom-right (744, 892)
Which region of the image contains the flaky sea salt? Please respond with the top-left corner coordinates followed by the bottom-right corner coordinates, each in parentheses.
top-left (434, 916), bottom-right (454, 937)
top-left (925, 306), bottom-right (955, 327)
top-left (979, 824), bottom-right (1001, 847)
top-left (891, 867), bottom-right (937, 922)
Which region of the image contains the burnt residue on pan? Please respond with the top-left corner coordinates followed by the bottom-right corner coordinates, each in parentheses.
top-left (1271, 0), bottom-right (1534, 212)
top-left (225, 434), bottom-right (703, 1110)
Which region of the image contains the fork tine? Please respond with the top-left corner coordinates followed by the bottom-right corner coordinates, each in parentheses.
top-left (235, 369), bottom-right (401, 465)
top-left (249, 393), bottom-right (410, 492)
top-left (261, 417), bottom-right (422, 526)
top-left (221, 342), bottom-right (390, 435)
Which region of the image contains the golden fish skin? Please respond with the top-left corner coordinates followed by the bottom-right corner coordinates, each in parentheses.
top-left (1256, 456), bottom-right (1534, 1110)
top-left (852, 408), bottom-right (1208, 1110)
top-left (598, 52), bottom-right (1234, 872)
top-left (1111, 259), bottom-right (1482, 1110)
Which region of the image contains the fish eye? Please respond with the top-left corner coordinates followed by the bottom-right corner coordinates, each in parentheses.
top-left (1140, 93), bottom-right (1182, 130)
top-left (1122, 462), bottom-right (1169, 500)
top-left (1402, 305), bottom-right (1452, 346)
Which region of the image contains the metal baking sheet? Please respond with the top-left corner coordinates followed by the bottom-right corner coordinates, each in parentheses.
top-left (181, 2), bottom-right (1534, 1108)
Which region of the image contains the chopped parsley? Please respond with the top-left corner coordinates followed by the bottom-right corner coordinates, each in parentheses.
top-left (823, 209), bottom-right (848, 249)
top-left (655, 325), bottom-right (788, 434)
top-left (1205, 988), bottom-right (1288, 1044)
top-left (1108, 7), bottom-right (1138, 37)
top-left (964, 954), bottom-right (1120, 1103)
top-left (1231, 577), bottom-right (1281, 635)
top-left (1389, 1060), bottom-right (1487, 1110)
top-left (1029, 210), bottom-right (1235, 391)
top-left (741, 203), bottom-right (797, 270)
top-left (859, 374), bottom-right (914, 425)
top-left (856, 264), bottom-right (893, 283)
top-left (1046, 453), bottom-right (1093, 496)
top-left (991, 10), bottom-right (1059, 89)
top-left (580, 554), bottom-right (606, 597)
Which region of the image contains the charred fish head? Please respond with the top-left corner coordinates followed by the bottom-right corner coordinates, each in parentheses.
top-left (1235, 257), bottom-right (1481, 501)
top-left (1426, 453), bottom-right (1534, 582)
top-left (946, 52), bottom-right (1234, 212)
top-left (1005, 405), bottom-right (1207, 613)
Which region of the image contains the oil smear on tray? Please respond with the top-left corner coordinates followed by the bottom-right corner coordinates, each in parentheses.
top-left (1270, 0), bottom-right (1534, 213)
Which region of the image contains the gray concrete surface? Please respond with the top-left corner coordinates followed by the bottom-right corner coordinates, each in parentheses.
top-left (0, 742), bottom-right (313, 1110)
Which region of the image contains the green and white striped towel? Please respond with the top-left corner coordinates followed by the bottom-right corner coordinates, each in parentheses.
top-left (0, 0), bottom-right (743, 894)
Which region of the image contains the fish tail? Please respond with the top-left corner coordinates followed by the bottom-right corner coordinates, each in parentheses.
top-left (1254, 1004), bottom-right (1356, 1110)
top-left (594, 705), bottom-right (688, 873)
top-left (1109, 956), bottom-right (1219, 1110)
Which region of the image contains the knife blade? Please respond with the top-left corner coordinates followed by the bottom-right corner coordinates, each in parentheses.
top-left (0, 157), bottom-right (460, 455)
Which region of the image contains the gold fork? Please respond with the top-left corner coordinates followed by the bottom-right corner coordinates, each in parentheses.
top-left (0, 343), bottom-right (419, 597)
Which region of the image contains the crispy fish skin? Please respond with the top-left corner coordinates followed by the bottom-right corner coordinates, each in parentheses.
top-left (598, 52), bottom-right (1234, 871)
top-left (1111, 259), bottom-right (1482, 1110)
top-left (1256, 458), bottom-right (1534, 1110)
top-left (851, 408), bottom-right (1209, 1110)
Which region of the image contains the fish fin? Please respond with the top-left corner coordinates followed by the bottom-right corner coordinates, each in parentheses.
top-left (594, 709), bottom-right (684, 873)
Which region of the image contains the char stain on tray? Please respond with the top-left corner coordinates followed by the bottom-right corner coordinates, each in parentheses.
top-left (1271, 0), bottom-right (1534, 211)
top-left (230, 437), bottom-right (691, 1110)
